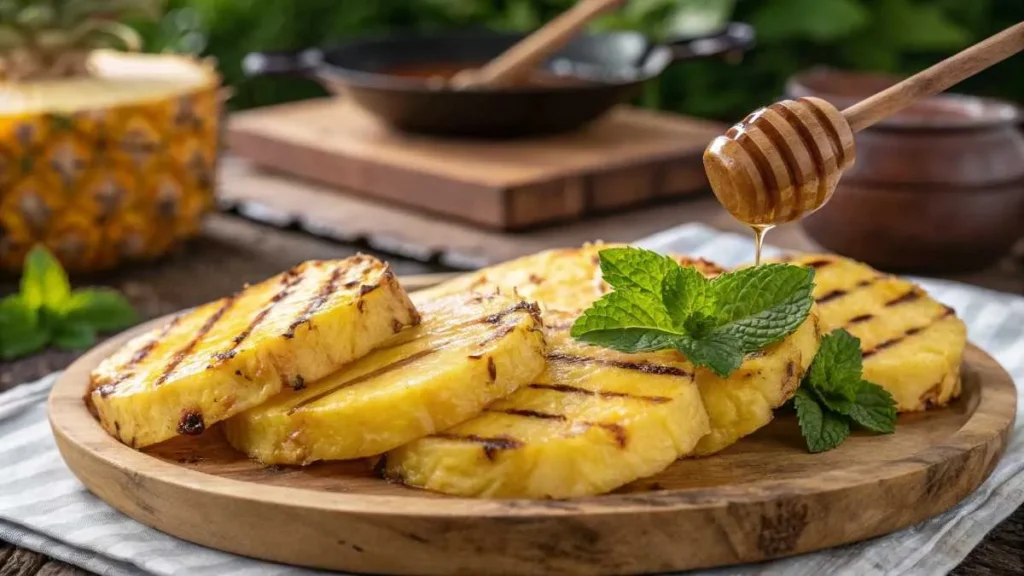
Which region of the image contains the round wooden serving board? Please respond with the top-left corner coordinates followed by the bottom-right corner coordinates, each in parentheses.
top-left (50, 312), bottom-right (1016, 576)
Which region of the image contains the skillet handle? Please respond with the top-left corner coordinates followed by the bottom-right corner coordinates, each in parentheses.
top-left (242, 48), bottom-right (324, 77)
top-left (666, 22), bottom-right (756, 62)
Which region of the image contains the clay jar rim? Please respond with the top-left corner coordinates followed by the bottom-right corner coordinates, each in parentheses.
top-left (786, 67), bottom-right (1022, 132)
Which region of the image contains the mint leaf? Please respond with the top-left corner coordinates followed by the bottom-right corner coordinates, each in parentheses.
top-left (662, 264), bottom-right (714, 327)
top-left (53, 322), bottom-right (97, 351)
top-left (598, 247), bottom-right (678, 296)
top-left (571, 290), bottom-right (682, 353)
top-left (709, 263), bottom-right (815, 352)
top-left (823, 380), bottom-right (897, 434)
top-left (21, 245), bottom-right (71, 311)
top-left (794, 388), bottom-right (850, 453)
top-left (0, 296), bottom-right (48, 360)
top-left (573, 248), bottom-right (814, 378)
top-left (63, 288), bottom-right (139, 332)
top-left (808, 328), bottom-right (862, 401)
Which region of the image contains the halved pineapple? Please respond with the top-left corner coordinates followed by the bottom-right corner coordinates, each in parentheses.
top-left (415, 242), bottom-right (724, 315)
top-left (89, 255), bottom-right (419, 448)
top-left (223, 293), bottom-right (547, 464)
top-left (780, 254), bottom-right (967, 411)
top-left (416, 245), bottom-right (819, 457)
top-left (386, 311), bottom-right (710, 499)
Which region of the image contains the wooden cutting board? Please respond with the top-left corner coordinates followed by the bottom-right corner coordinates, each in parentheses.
top-left (49, 297), bottom-right (1016, 575)
top-left (225, 99), bottom-right (723, 230)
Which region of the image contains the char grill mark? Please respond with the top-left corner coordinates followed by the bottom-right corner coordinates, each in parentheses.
top-left (861, 308), bottom-right (956, 359)
top-left (284, 267), bottom-right (344, 339)
top-left (155, 296), bottom-right (237, 387)
top-left (433, 433), bottom-right (523, 460)
top-left (528, 383), bottom-right (673, 404)
top-left (814, 275), bottom-right (884, 305)
top-left (287, 348), bottom-right (437, 414)
top-left (177, 410), bottom-right (205, 435)
top-left (97, 314), bottom-right (184, 395)
top-left (487, 409), bottom-right (630, 449)
top-left (484, 301), bottom-right (542, 325)
top-left (546, 353), bottom-right (691, 378)
top-left (803, 259), bottom-right (832, 269)
top-left (884, 290), bottom-right (921, 307)
top-left (487, 357), bottom-right (496, 381)
top-left (213, 270), bottom-right (306, 367)
top-left (847, 313), bottom-right (874, 326)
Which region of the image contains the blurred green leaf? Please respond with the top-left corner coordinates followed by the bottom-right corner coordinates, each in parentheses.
top-left (750, 0), bottom-right (869, 42)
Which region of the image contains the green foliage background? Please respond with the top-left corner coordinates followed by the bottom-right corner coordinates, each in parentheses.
top-left (137, 0), bottom-right (1024, 122)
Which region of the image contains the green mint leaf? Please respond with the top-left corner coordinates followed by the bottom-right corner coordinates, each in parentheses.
top-left (21, 244), bottom-right (71, 311)
top-left (63, 288), bottom-right (139, 332)
top-left (807, 328), bottom-right (863, 401)
top-left (0, 296), bottom-right (48, 360)
top-left (662, 263), bottom-right (714, 327)
top-left (673, 332), bottom-right (745, 378)
top-left (822, 380), bottom-right (897, 434)
top-left (794, 387), bottom-right (850, 453)
top-left (709, 263), bottom-right (815, 352)
top-left (598, 247), bottom-right (678, 296)
top-left (570, 290), bottom-right (682, 353)
top-left (52, 322), bottom-right (98, 351)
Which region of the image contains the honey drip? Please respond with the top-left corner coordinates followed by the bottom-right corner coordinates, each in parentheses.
top-left (752, 224), bottom-right (774, 266)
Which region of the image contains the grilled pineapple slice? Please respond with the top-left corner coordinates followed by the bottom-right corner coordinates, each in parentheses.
top-left (223, 293), bottom-right (546, 464)
top-left (416, 243), bottom-right (724, 315)
top-left (89, 255), bottom-right (419, 448)
top-left (781, 254), bottom-right (967, 411)
top-left (386, 310), bottom-right (710, 499)
top-left (417, 245), bottom-right (818, 457)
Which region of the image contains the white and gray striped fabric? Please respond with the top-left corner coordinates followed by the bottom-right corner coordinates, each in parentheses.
top-left (1, 222), bottom-right (1021, 576)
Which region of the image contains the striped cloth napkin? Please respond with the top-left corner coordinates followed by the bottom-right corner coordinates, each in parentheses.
top-left (1, 222), bottom-right (1021, 576)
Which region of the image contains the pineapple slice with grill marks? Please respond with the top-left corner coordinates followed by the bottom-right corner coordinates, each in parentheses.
top-left (415, 242), bottom-right (725, 315)
top-left (223, 293), bottom-right (547, 464)
top-left (414, 244), bottom-right (819, 457)
top-left (781, 254), bottom-right (967, 412)
top-left (386, 311), bottom-right (709, 499)
top-left (88, 255), bottom-right (419, 448)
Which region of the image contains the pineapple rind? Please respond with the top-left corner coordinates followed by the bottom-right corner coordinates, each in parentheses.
top-left (781, 254), bottom-right (967, 412)
top-left (89, 255), bottom-right (419, 448)
top-left (223, 294), bottom-right (547, 464)
top-left (386, 316), bottom-right (709, 499)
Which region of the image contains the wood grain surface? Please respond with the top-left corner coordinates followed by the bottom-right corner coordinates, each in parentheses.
top-left (49, 312), bottom-right (1016, 576)
top-left (226, 99), bottom-right (721, 230)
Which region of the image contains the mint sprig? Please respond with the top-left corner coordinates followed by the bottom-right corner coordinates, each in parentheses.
top-left (570, 247), bottom-right (815, 377)
top-left (793, 328), bottom-right (898, 453)
top-left (0, 245), bottom-right (139, 360)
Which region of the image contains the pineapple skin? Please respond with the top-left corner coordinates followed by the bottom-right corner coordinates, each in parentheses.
top-left (89, 256), bottom-right (420, 448)
top-left (386, 311), bottom-right (710, 499)
top-left (223, 293), bottom-right (547, 465)
top-left (0, 54), bottom-right (220, 272)
top-left (782, 254), bottom-right (967, 412)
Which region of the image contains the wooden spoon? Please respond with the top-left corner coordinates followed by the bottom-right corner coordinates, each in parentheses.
top-left (703, 21), bottom-right (1024, 227)
top-left (450, 0), bottom-right (627, 89)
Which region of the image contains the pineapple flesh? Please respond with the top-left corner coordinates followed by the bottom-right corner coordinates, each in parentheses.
top-left (386, 311), bottom-right (710, 499)
top-left (223, 293), bottom-right (547, 465)
top-left (417, 245), bottom-right (820, 457)
top-left (782, 254), bottom-right (967, 411)
top-left (89, 255), bottom-right (420, 448)
top-left (0, 0), bottom-right (221, 271)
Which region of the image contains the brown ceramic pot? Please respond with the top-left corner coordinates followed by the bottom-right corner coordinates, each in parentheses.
top-left (786, 68), bottom-right (1024, 273)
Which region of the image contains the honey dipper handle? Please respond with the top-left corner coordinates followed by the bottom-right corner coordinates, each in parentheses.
top-left (454, 0), bottom-right (626, 88)
top-left (842, 21), bottom-right (1024, 132)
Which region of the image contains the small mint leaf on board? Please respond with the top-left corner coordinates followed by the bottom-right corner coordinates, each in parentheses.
top-left (0, 296), bottom-right (49, 360)
top-left (52, 322), bottom-right (98, 351)
top-left (808, 328), bottom-right (862, 401)
top-left (63, 288), bottom-right (139, 332)
top-left (21, 244), bottom-right (71, 311)
top-left (794, 388), bottom-right (850, 453)
top-left (709, 263), bottom-right (815, 353)
top-left (822, 380), bottom-right (897, 434)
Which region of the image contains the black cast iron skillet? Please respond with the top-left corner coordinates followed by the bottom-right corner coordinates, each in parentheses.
top-left (242, 23), bottom-right (754, 138)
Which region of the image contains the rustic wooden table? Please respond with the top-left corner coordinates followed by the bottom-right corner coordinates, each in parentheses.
top-left (1, 179), bottom-right (1021, 574)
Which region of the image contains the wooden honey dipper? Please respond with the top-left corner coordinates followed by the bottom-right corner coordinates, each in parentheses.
top-left (704, 21), bottom-right (1024, 232)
